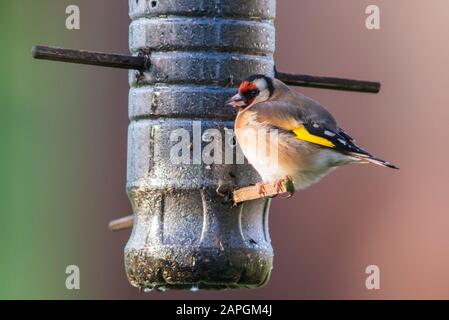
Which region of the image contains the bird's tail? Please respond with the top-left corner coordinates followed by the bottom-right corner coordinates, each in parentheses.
top-left (350, 153), bottom-right (399, 169)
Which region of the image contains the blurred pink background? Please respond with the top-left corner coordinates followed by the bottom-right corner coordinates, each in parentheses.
top-left (72, 0), bottom-right (449, 299)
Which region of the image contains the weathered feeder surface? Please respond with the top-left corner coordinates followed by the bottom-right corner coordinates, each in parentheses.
top-left (125, 0), bottom-right (276, 290)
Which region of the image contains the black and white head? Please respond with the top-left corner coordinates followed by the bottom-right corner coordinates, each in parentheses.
top-left (226, 74), bottom-right (274, 112)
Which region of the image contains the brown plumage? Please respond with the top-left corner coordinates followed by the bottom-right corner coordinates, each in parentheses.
top-left (227, 75), bottom-right (398, 194)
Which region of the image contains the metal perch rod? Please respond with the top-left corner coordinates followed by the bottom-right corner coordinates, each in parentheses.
top-left (32, 45), bottom-right (380, 93)
top-left (275, 71), bottom-right (380, 93)
top-left (32, 45), bottom-right (148, 70)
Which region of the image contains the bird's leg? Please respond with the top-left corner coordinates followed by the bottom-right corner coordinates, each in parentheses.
top-left (255, 181), bottom-right (268, 196)
top-left (273, 176), bottom-right (295, 198)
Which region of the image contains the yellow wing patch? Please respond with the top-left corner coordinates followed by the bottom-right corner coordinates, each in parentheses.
top-left (292, 125), bottom-right (335, 148)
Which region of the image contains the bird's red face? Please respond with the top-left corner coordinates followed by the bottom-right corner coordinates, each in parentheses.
top-left (226, 81), bottom-right (260, 112)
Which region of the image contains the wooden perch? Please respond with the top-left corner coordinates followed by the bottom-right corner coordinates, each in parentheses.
top-left (232, 180), bottom-right (295, 204)
top-left (109, 181), bottom-right (294, 232)
top-left (109, 215), bottom-right (134, 232)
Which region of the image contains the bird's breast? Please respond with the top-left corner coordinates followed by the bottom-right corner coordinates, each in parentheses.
top-left (235, 111), bottom-right (291, 181)
top-left (235, 112), bottom-right (352, 188)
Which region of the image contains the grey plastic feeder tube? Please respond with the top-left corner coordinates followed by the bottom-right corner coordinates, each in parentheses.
top-left (125, 0), bottom-right (276, 290)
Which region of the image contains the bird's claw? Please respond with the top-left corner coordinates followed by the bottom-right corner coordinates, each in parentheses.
top-left (273, 176), bottom-right (294, 198)
top-left (256, 181), bottom-right (268, 196)
top-left (256, 177), bottom-right (294, 199)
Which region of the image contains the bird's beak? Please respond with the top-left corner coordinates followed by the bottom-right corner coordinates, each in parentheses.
top-left (226, 93), bottom-right (246, 108)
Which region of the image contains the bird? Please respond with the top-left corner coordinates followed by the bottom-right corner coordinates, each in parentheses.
top-left (226, 74), bottom-right (398, 197)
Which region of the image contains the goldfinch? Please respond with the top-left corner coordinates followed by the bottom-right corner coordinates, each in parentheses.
top-left (227, 74), bottom-right (398, 196)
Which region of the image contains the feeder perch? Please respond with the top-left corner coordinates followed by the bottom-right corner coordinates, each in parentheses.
top-left (32, 0), bottom-right (380, 291)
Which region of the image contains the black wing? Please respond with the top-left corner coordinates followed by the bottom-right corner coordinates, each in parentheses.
top-left (303, 122), bottom-right (372, 157)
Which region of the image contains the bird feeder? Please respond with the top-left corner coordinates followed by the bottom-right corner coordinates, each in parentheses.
top-left (125, 0), bottom-right (279, 290)
top-left (32, 0), bottom-right (379, 291)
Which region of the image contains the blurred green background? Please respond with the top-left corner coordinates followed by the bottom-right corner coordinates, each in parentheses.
top-left (0, 0), bottom-right (131, 299)
top-left (0, 1), bottom-right (86, 298)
